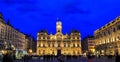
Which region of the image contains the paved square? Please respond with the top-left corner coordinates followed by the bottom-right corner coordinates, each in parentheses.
top-left (14, 57), bottom-right (115, 62)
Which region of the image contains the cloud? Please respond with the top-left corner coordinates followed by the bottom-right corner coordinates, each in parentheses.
top-left (63, 2), bottom-right (90, 14)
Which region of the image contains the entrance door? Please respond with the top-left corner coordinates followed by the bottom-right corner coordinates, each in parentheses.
top-left (57, 49), bottom-right (61, 56)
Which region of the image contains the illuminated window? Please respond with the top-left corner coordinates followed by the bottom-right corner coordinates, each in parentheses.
top-left (113, 38), bottom-right (115, 41)
top-left (41, 37), bottom-right (43, 39)
top-left (103, 40), bottom-right (105, 44)
top-left (109, 38), bottom-right (111, 42)
top-left (107, 39), bottom-right (109, 43)
top-left (115, 37), bottom-right (117, 41)
top-left (66, 44), bottom-right (68, 47)
top-left (75, 44), bottom-right (77, 47)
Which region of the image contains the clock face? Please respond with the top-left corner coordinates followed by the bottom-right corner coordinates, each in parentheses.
top-left (57, 25), bottom-right (62, 28)
top-left (57, 21), bottom-right (62, 25)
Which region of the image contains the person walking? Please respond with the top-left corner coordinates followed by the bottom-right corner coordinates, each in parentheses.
top-left (115, 52), bottom-right (120, 62)
top-left (0, 53), bottom-right (3, 62)
top-left (57, 55), bottom-right (64, 62)
top-left (2, 53), bottom-right (13, 62)
top-left (2, 54), bottom-right (8, 62)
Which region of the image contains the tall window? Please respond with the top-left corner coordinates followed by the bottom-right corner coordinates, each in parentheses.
top-left (48, 43), bottom-right (50, 47)
top-left (77, 44), bottom-right (80, 47)
top-left (117, 25), bottom-right (120, 30)
top-left (73, 37), bottom-right (75, 39)
top-left (58, 41), bottom-right (60, 47)
top-left (77, 37), bottom-right (79, 39)
top-left (73, 44), bottom-right (75, 47)
top-left (39, 50), bottom-right (41, 54)
top-left (43, 44), bottom-right (45, 47)
top-left (43, 37), bottom-right (45, 39)
top-left (64, 43), bottom-right (66, 47)
top-left (52, 44), bottom-right (54, 47)
top-left (43, 50), bottom-right (45, 54)
top-left (113, 28), bottom-right (116, 32)
top-left (108, 30), bottom-right (110, 35)
top-left (117, 36), bottom-right (120, 40)
top-left (68, 42), bottom-right (70, 47)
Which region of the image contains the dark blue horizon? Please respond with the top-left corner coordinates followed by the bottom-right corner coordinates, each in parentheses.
top-left (0, 0), bottom-right (120, 39)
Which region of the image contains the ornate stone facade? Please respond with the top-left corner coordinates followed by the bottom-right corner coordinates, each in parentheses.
top-left (37, 21), bottom-right (82, 56)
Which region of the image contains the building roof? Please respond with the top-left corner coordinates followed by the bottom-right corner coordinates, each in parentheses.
top-left (38, 30), bottom-right (48, 33)
top-left (70, 30), bottom-right (80, 33)
top-left (95, 16), bottom-right (120, 33)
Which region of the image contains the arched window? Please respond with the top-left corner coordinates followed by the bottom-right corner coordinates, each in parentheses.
top-left (73, 44), bottom-right (75, 47)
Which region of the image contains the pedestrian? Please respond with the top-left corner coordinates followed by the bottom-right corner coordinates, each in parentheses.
top-left (8, 53), bottom-right (14, 62)
top-left (87, 52), bottom-right (93, 62)
top-left (2, 54), bottom-right (8, 62)
top-left (23, 55), bottom-right (27, 62)
top-left (2, 53), bottom-right (13, 62)
top-left (57, 55), bottom-right (64, 62)
top-left (115, 52), bottom-right (120, 62)
top-left (0, 53), bottom-right (3, 62)
top-left (13, 54), bottom-right (16, 61)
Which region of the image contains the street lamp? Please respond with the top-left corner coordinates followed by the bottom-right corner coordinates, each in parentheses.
top-left (29, 49), bottom-right (32, 55)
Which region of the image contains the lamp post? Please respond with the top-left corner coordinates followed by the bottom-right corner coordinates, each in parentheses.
top-left (29, 49), bottom-right (32, 55)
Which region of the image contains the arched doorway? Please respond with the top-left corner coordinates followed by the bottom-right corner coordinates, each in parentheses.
top-left (57, 49), bottom-right (61, 56)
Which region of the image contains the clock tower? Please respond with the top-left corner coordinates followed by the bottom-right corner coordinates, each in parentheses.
top-left (56, 19), bottom-right (62, 33)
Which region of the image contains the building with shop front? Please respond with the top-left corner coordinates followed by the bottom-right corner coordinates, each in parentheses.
top-left (37, 20), bottom-right (82, 56)
top-left (94, 16), bottom-right (120, 55)
top-left (25, 34), bottom-right (36, 53)
top-left (82, 36), bottom-right (95, 55)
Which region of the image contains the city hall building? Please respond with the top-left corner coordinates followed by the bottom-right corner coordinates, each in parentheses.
top-left (94, 16), bottom-right (120, 55)
top-left (37, 20), bottom-right (82, 56)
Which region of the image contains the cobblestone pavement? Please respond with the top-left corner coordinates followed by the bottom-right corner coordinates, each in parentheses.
top-left (14, 57), bottom-right (115, 62)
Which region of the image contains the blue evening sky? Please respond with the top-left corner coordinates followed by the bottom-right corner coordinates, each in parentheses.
top-left (0, 0), bottom-right (120, 39)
